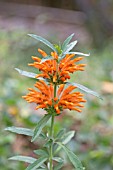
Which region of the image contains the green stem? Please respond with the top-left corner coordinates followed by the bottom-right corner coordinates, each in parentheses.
top-left (49, 83), bottom-right (57, 170)
top-left (50, 115), bottom-right (54, 170)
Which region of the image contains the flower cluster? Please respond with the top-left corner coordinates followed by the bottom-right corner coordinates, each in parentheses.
top-left (23, 80), bottom-right (86, 114)
top-left (23, 48), bottom-right (86, 115)
top-left (28, 49), bottom-right (86, 84)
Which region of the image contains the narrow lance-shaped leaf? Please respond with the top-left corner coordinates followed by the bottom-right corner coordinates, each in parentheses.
top-left (61, 131), bottom-right (75, 145)
top-left (65, 51), bottom-right (90, 56)
top-left (34, 149), bottom-right (48, 156)
top-left (55, 129), bottom-right (66, 140)
top-left (15, 68), bottom-right (37, 79)
top-left (66, 82), bottom-right (102, 99)
top-left (28, 34), bottom-right (57, 52)
top-left (15, 68), bottom-right (48, 82)
top-left (26, 156), bottom-right (47, 170)
top-left (62, 33), bottom-right (75, 51)
top-left (57, 142), bottom-right (84, 170)
top-left (5, 127), bottom-right (33, 137)
top-left (9, 156), bottom-right (36, 164)
top-left (31, 114), bottom-right (51, 142)
top-left (54, 131), bottom-right (75, 154)
top-left (63, 40), bottom-right (78, 54)
top-left (60, 51), bottom-right (90, 61)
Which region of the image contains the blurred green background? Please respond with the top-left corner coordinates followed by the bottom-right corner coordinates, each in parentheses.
top-left (0, 0), bottom-right (113, 170)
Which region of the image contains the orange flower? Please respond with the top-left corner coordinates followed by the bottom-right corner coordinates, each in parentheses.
top-left (22, 80), bottom-right (53, 110)
top-left (28, 49), bottom-right (86, 84)
top-left (54, 84), bottom-right (86, 114)
top-left (28, 49), bottom-right (58, 82)
top-left (23, 81), bottom-right (86, 115)
top-left (58, 54), bottom-right (86, 82)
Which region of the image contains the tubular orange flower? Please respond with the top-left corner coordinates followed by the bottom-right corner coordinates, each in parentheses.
top-left (23, 45), bottom-right (87, 115)
top-left (58, 55), bottom-right (86, 81)
top-left (22, 80), bottom-right (53, 110)
top-left (55, 84), bottom-right (86, 114)
top-left (28, 48), bottom-right (86, 84)
top-left (38, 49), bottom-right (47, 57)
top-left (22, 80), bottom-right (86, 115)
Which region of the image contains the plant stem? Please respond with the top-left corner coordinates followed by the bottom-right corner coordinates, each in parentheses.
top-left (49, 83), bottom-right (57, 170)
top-left (50, 115), bottom-right (54, 170)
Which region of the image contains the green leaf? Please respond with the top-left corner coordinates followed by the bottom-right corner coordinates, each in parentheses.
top-left (53, 157), bottom-right (63, 163)
top-left (15, 68), bottom-right (46, 81)
top-left (31, 114), bottom-right (51, 142)
top-left (63, 40), bottom-right (77, 53)
top-left (9, 156), bottom-right (36, 163)
top-left (61, 131), bottom-right (75, 145)
top-left (28, 34), bottom-right (57, 52)
top-left (59, 51), bottom-right (89, 61)
top-left (54, 162), bottom-right (63, 170)
top-left (26, 157), bottom-right (47, 170)
top-left (57, 143), bottom-right (84, 170)
top-left (65, 51), bottom-right (90, 56)
top-left (40, 56), bottom-right (54, 63)
top-left (5, 127), bottom-right (33, 136)
top-left (54, 131), bottom-right (75, 154)
top-left (62, 33), bottom-right (75, 51)
top-left (34, 149), bottom-right (48, 156)
top-left (15, 68), bottom-right (37, 79)
top-left (66, 82), bottom-right (102, 99)
top-left (55, 129), bottom-right (66, 140)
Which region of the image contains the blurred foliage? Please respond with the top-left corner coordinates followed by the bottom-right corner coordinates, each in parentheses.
top-left (0, 30), bottom-right (113, 170)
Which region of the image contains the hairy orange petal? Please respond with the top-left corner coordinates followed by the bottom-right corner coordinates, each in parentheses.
top-left (61, 85), bottom-right (76, 98)
top-left (32, 56), bottom-right (41, 62)
top-left (57, 84), bottom-right (65, 97)
top-left (38, 49), bottom-right (47, 57)
top-left (49, 84), bottom-right (54, 99)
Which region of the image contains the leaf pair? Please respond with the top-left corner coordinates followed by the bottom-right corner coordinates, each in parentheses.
top-left (56, 142), bottom-right (84, 170)
top-left (28, 33), bottom-right (89, 57)
top-left (28, 33), bottom-right (76, 54)
top-left (54, 130), bottom-right (84, 170)
top-left (5, 114), bottom-right (51, 142)
top-left (62, 37), bottom-right (78, 54)
top-left (15, 68), bottom-right (102, 99)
